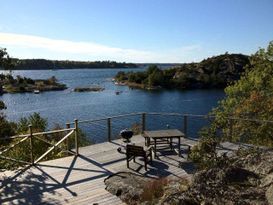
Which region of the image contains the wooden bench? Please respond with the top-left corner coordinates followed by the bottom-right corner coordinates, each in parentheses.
top-left (126, 144), bottom-right (153, 170)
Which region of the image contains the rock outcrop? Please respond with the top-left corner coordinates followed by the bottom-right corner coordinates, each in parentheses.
top-left (115, 53), bottom-right (250, 90)
top-left (105, 149), bottom-right (273, 205)
top-left (162, 149), bottom-right (273, 205)
top-left (104, 172), bottom-right (150, 204)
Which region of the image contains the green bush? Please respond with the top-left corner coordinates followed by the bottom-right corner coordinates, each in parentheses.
top-left (189, 135), bottom-right (218, 170)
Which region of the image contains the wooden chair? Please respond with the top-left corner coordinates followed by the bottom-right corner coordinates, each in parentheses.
top-left (126, 144), bottom-right (153, 170)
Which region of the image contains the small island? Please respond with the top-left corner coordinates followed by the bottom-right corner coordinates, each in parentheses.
top-left (115, 53), bottom-right (250, 90)
top-left (0, 74), bottom-right (67, 94)
top-left (74, 86), bottom-right (104, 92)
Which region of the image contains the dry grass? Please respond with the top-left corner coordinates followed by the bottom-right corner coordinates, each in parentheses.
top-left (140, 177), bottom-right (169, 203)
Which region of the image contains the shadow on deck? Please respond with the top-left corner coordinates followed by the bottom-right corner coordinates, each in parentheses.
top-left (0, 135), bottom-right (197, 204)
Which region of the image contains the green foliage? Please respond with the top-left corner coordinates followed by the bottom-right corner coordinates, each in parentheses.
top-left (0, 100), bottom-right (6, 110)
top-left (148, 68), bottom-right (164, 86)
top-left (189, 135), bottom-right (218, 170)
top-left (115, 71), bottom-right (128, 82)
top-left (0, 48), bottom-right (14, 70)
top-left (0, 101), bottom-right (16, 139)
top-left (0, 112), bottom-right (91, 171)
top-left (17, 112), bottom-right (48, 133)
top-left (0, 115), bottom-right (16, 139)
top-left (190, 42), bottom-right (273, 170)
top-left (212, 41), bottom-right (273, 147)
top-left (13, 59), bottom-right (137, 70)
top-left (128, 71), bottom-right (147, 84)
top-left (146, 64), bottom-right (160, 75)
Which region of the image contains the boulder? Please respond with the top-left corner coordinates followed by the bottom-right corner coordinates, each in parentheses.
top-left (266, 184), bottom-right (273, 205)
top-left (104, 172), bottom-right (150, 204)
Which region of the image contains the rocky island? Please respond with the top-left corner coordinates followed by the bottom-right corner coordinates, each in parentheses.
top-left (115, 53), bottom-right (250, 90)
top-left (74, 86), bottom-right (105, 92)
top-left (0, 74), bottom-right (67, 94)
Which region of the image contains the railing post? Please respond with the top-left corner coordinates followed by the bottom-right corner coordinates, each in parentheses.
top-left (74, 119), bottom-right (79, 155)
top-left (107, 118), bottom-right (111, 142)
top-left (142, 113), bottom-right (146, 133)
top-left (66, 123), bottom-right (70, 156)
top-left (29, 125), bottom-right (34, 165)
top-left (183, 115), bottom-right (188, 138)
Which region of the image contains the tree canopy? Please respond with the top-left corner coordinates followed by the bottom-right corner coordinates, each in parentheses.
top-left (0, 48), bottom-right (14, 70)
top-left (212, 41), bottom-right (273, 146)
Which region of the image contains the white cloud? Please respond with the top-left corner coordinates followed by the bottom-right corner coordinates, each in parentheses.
top-left (0, 32), bottom-right (202, 63)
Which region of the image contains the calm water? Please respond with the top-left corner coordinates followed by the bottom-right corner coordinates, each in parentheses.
top-left (0, 69), bottom-right (225, 142)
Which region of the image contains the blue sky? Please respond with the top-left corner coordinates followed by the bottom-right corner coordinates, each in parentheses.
top-left (0, 0), bottom-right (272, 63)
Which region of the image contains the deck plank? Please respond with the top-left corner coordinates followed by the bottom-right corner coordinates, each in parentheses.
top-left (0, 135), bottom-right (205, 204)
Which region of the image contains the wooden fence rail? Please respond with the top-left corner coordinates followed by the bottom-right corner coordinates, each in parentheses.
top-left (0, 126), bottom-right (77, 167)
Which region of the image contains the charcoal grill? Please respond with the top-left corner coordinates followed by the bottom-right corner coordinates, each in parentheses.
top-left (120, 129), bottom-right (134, 143)
top-left (117, 129), bottom-right (134, 154)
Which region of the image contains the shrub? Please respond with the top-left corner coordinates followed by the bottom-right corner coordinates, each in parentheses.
top-left (189, 135), bottom-right (218, 170)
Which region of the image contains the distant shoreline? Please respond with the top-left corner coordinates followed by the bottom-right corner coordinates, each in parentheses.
top-left (3, 58), bottom-right (180, 70)
top-left (9, 59), bottom-right (138, 70)
top-left (0, 67), bottom-right (143, 71)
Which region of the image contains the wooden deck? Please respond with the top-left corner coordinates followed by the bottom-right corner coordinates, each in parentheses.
top-left (0, 135), bottom-right (199, 205)
top-left (0, 134), bottom-right (244, 205)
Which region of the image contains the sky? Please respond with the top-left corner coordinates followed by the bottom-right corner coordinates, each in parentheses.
top-left (0, 0), bottom-right (273, 63)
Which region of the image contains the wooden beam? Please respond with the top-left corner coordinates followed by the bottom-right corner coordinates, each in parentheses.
top-left (29, 125), bottom-right (34, 165)
top-left (0, 155), bottom-right (31, 165)
top-left (74, 119), bottom-right (79, 155)
top-left (33, 135), bottom-right (71, 154)
top-left (34, 130), bottom-right (74, 164)
top-left (32, 128), bottom-right (74, 137)
top-left (0, 136), bottom-right (29, 156)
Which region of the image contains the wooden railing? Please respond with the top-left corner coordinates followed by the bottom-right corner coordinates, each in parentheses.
top-left (0, 126), bottom-right (76, 166)
top-left (1, 112), bottom-right (272, 168)
top-left (70, 112), bottom-right (210, 142)
top-left (68, 112), bottom-right (273, 143)
top-left (67, 112), bottom-right (193, 142)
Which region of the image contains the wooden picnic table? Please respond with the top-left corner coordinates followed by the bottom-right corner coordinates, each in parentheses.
top-left (143, 129), bottom-right (185, 158)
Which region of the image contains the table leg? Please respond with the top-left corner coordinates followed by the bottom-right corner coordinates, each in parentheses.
top-left (154, 138), bottom-right (157, 158)
top-left (170, 137), bottom-right (173, 150)
top-left (178, 137), bottom-right (181, 157)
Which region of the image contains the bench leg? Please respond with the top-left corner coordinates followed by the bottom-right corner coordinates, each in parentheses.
top-left (178, 137), bottom-right (181, 157)
top-left (144, 156), bottom-right (147, 171)
top-left (154, 139), bottom-right (157, 158)
top-left (145, 137), bottom-right (147, 146)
